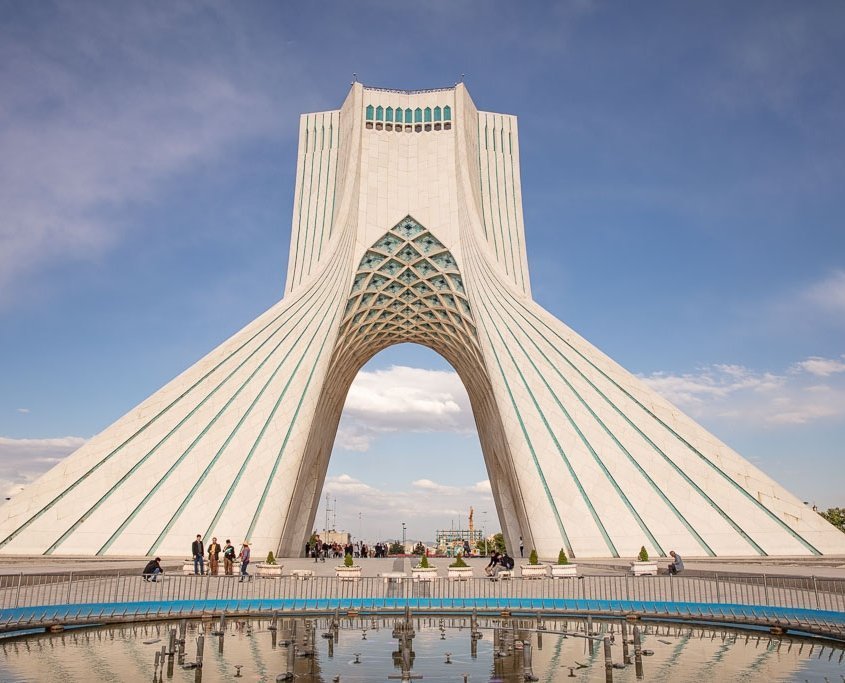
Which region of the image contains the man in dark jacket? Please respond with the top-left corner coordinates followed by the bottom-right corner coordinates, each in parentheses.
top-left (142, 557), bottom-right (163, 582)
top-left (192, 534), bottom-right (205, 575)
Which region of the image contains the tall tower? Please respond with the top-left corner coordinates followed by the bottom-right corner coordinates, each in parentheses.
top-left (1, 83), bottom-right (843, 559)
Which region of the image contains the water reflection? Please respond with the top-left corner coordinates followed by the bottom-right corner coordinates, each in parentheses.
top-left (1, 614), bottom-right (843, 682)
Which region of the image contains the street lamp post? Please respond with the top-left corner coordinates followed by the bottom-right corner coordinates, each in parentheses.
top-left (401, 522), bottom-right (406, 554)
top-left (482, 511), bottom-right (488, 556)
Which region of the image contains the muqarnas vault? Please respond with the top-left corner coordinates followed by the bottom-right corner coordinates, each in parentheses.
top-left (1, 83), bottom-right (843, 559)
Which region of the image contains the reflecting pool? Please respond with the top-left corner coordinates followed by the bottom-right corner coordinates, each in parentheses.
top-left (1, 615), bottom-right (843, 682)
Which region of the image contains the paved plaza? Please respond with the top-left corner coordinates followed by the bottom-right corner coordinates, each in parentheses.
top-left (2, 554), bottom-right (844, 579)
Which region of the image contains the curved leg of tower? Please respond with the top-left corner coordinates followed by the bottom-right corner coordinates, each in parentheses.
top-left (461, 239), bottom-right (845, 558)
top-left (0, 228), bottom-right (356, 557)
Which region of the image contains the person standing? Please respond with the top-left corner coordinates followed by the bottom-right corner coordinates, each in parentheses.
top-left (238, 541), bottom-right (251, 582)
top-left (519, 536), bottom-right (524, 558)
top-left (192, 534), bottom-right (205, 575)
top-left (223, 539), bottom-right (236, 575)
top-left (208, 537), bottom-right (221, 575)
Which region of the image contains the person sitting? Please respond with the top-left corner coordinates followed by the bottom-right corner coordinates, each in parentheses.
top-left (490, 552), bottom-right (514, 579)
top-left (668, 550), bottom-right (684, 575)
top-left (142, 557), bottom-right (163, 582)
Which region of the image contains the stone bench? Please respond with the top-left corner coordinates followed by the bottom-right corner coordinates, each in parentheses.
top-left (290, 569), bottom-right (314, 580)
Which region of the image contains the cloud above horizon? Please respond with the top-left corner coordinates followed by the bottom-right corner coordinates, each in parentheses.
top-left (0, 436), bottom-right (87, 500)
top-left (321, 473), bottom-right (493, 540)
top-left (641, 354), bottom-right (845, 426)
top-left (335, 365), bottom-right (475, 452)
top-left (0, 3), bottom-right (305, 306)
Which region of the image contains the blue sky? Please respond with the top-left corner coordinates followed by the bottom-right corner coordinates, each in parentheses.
top-left (1, 1), bottom-right (843, 543)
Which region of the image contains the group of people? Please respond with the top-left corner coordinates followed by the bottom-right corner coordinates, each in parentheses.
top-left (192, 535), bottom-right (251, 581)
top-left (305, 538), bottom-right (395, 560)
top-left (306, 537), bottom-right (358, 561)
top-left (141, 534), bottom-right (251, 582)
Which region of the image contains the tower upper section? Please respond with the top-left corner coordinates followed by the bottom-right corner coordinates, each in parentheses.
top-left (284, 83), bottom-right (531, 298)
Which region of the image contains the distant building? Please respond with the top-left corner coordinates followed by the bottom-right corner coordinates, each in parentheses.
top-left (320, 530), bottom-right (351, 546)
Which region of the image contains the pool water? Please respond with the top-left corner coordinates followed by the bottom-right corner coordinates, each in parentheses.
top-left (1, 615), bottom-right (843, 682)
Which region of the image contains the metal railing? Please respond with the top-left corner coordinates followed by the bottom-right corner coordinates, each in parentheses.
top-left (1, 572), bottom-right (843, 613)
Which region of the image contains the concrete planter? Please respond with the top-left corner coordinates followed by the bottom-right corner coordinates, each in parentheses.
top-left (255, 563), bottom-right (283, 577)
top-left (520, 564), bottom-right (548, 579)
top-left (630, 561), bottom-right (658, 576)
top-left (550, 564), bottom-right (578, 578)
top-left (447, 566), bottom-right (474, 580)
top-left (411, 567), bottom-right (438, 582)
top-left (335, 565), bottom-right (362, 581)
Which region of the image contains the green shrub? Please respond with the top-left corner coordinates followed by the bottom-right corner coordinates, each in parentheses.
top-left (556, 549), bottom-right (568, 565)
top-left (638, 546), bottom-right (649, 562)
top-left (266, 551), bottom-right (277, 565)
top-left (449, 553), bottom-right (468, 568)
top-left (529, 549), bottom-right (539, 565)
top-left (344, 553), bottom-right (354, 567)
top-left (418, 555), bottom-right (430, 569)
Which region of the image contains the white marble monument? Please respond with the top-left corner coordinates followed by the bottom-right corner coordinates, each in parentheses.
top-left (1, 83), bottom-right (843, 559)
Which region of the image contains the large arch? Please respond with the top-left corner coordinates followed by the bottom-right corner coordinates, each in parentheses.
top-left (1, 83), bottom-right (843, 559)
top-left (277, 217), bottom-right (526, 556)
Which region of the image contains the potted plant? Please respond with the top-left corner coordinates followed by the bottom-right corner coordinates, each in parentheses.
top-left (550, 548), bottom-right (577, 578)
top-left (630, 546), bottom-right (657, 576)
top-left (255, 551), bottom-right (284, 577)
top-left (447, 553), bottom-right (473, 580)
top-left (520, 549), bottom-right (548, 579)
top-left (335, 552), bottom-right (362, 581)
top-left (411, 554), bottom-right (438, 582)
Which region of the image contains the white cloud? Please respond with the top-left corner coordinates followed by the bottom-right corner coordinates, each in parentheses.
top-left (641, 355), bottom-right (845, 426)
top-left (15, 408), bottom-right (30, 414)
top-left (0, 3), bottom-right (303, 307)
top-left (335, 365), bottom-right (474, 452)
top-left (801, 270), bottom-right (845, 317)
top-left (0, 436), bottom-right (87, 499)
top-left (320, 473), bottom-right (494, 541)
top-left (791, 355), bottom-right (845, 377)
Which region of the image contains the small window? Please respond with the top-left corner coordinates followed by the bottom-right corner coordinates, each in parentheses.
top-left (365, 121), bottom-right (373, 129)
top-left (424, 107), bottom-right (432, 122)
top-left (405, 109), bottom-right (414, 124)
top-left (444, 122), bottom-right (451, 130)
top-left (415, 124), bottom-right (422, 132)
top-left (434, 122), bottom-right (442, 130)
top-left (386, 123), bottom-right (393, 131)
top-left (424, 123), bottom-right (432, 131)
top-left (414, 107), bottom-right (422, 123)
top-left (375, 122), bottom-right (383, 130)
top-left (386, 107), bottom-right (393, 123)
top-left (395, 107), bottom-right (403, 124)
top-left (434, 106), bottom-right (442, 122)
top-left (376, 105), bottom-right (384, 121)
top-left (443, 105), bottom-right (452, 121)
top-left (365, 105), bottom-right (374, 121)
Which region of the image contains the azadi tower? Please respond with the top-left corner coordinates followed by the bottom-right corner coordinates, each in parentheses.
top-left (2, 83), bottom-right (843, 559)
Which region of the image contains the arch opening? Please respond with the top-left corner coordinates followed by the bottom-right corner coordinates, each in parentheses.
top-left (275, 216), bottom-right (531, 556)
